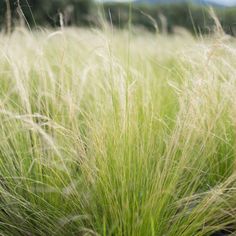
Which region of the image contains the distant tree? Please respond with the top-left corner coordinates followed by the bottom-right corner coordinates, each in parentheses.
top-left (22, 0), bottom-right (93, 26)
top-left (4, 0), bottom-right (11, 34)
top-left (0, 0), bottom-right (93, 30)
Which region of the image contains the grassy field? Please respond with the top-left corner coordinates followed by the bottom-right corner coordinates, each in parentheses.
top-left (0, 26), bottom-right (236, 235)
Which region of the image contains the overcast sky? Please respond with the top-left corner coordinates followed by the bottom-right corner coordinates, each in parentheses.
top-left (97, 0), bottom-right (236, 6)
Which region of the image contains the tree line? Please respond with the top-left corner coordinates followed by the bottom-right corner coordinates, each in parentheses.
top-left (0, 0), bottom-right (93, 32)
top-left (102, 3), bottom-right (236, 36)
top-left (1, 0), bottom-right (236, 36)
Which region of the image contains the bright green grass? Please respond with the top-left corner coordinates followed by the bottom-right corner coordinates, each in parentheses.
top-left (0, 27), bottom-right (235, 235)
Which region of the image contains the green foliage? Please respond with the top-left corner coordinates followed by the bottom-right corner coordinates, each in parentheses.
top-left (0, 0), bottom-right (93, 29)
top-left (1, 1), bottom-right (236, 35)
top-left (101, 3), bottom-right (236, 35)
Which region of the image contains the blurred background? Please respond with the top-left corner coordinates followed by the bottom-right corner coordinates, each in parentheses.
top-left (1, 0), bottom-right (236, 35)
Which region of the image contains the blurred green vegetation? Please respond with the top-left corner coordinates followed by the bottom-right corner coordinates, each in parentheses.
top-left (0, 0), bottom-right (93, 28)
top-left (101, 3), bottom-right (236, 35)
top-left (0, 0), bottom-right (236, 35)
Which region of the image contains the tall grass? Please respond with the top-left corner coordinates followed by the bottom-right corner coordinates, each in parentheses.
top-left (0, 27), bottom-right (235, 235)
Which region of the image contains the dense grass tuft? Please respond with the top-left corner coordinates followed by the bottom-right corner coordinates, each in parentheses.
top-left (0, 28), bottom-right (235, 235)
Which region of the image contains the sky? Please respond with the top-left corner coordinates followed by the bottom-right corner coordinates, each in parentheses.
top-left (97, 0), bottom-right (236, 6)
top-left (212, 0), bottom-right (236, 5)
